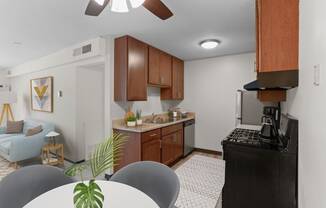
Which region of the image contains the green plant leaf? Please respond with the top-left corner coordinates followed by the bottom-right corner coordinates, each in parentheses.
top-left (73, 180), bottom-right (104, 208)
top-left (65, 161), bottom-right (90, 177)
top-left (90, 133), bottom-right (127, 178)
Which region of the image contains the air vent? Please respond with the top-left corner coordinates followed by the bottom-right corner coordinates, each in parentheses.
top-left (82, 44), bottom-right (92, 54)
top-left (73, 44), bottom-right (92, 57)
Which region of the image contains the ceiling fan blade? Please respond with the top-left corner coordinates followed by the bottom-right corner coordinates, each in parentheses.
top-left (85, 0), bottom-right (110, 16)
top-left (143, 0), bottom-right (173, 20)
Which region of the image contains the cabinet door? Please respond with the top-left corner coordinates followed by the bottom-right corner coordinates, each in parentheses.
top-left (257, 90), bottom-right (286, 102)
top-left (175, 58), bottom-right (184, 99)
top-left (148, 46), bottom-right (161, 85)
top-left (161, 134), bottom-right (176, 165)
top-left (175, 130), bottom-right (184, 159)
top-left (161, 57), bottom-right (184, 100)
top-left (162, 130), bottom-right (183, 165)
top-left (257, 0), bottom-right (299, 72)
top-left (142, 139), bottom-right (161, 163)
top-left (127, 37), bottom-right (148, 100)
top-left (159, 52), bottom-right (172, 87)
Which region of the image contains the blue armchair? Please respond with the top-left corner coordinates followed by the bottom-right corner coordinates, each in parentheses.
top-left (0, 119), bottom-right (55, 163)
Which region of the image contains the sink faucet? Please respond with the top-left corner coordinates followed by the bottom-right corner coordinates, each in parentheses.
top-left (151, 113), bottom-right (158, 123)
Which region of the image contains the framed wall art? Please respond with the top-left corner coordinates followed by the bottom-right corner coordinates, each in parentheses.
top-left (30, 76), bottom-right (53, 112)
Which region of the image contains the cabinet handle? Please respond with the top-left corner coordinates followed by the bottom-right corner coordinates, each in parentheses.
top-left (150, 134), bottom-right (157, 137)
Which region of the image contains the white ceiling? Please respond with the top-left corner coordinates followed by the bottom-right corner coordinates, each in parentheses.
top-left (0, 0), bottom-right (255, 69)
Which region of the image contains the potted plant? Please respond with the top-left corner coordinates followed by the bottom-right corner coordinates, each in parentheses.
top-left (65, 133), bottom-right (127, 208)
top-left (136, 109), bottom-right (142, 126)
top-left (126, 115), bottom-right (137, 127)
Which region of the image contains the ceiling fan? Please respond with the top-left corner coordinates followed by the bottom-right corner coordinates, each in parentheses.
top-left (85, 0), bottom-right (173, 20)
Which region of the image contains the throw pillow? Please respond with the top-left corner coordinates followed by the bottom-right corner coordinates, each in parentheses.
top-left (25, 125), bottom-right (43, 137)
top-left (6, 120), bottom-right (24, 134)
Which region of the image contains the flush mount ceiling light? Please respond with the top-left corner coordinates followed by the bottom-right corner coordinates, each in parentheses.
top-left (85, 0), bottom-right (173, 20)
top-left (94, 0), bottom-right (105, 5)
top-left (200, 39), bottom-right (221, 49)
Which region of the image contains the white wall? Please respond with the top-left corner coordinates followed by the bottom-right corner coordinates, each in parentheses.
top-left (111, 87), bottom-right (181, 119)
top-left (76, 66), bottom-right (105, 160)
top-left (179, 53), bottom-right (256, 151)
top-left (0, 69), bottom-right (10, 91)
top-left (282, 0), bottom-right (326, 207)
top-left (7, 38), bottom-right (111, 162)
top-left (10, 65), bottom-right (78, 161)
top-left (0, 69), bottom-right (10, 119)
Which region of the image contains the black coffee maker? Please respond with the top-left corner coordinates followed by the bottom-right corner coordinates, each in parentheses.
top-left (260, 106), bottom-right (280, 142)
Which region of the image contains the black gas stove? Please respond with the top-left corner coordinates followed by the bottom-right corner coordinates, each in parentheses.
top-left (222, 115), bottom-right (298, 208)
top-left (223, 128), bottom-right (283, 150)
top-left (226, 128), bottom-right (260, 144)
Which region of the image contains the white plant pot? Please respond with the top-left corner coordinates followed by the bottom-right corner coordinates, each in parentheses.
top-left (136, 119), bottom-right (143, 126)
top-left (127, 121), bottom-right (136, 127)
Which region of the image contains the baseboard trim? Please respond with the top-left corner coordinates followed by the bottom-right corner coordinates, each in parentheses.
top-left (49, 152), bottom-right (85, 164)
top-left (194, 148), bottom-right (222, 156)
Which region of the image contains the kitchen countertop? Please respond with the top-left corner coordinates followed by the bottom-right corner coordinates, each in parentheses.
top-left (113, 113), bottom-right (195, 133)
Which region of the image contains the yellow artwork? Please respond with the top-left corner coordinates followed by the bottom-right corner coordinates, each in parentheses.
top-left (30, 77), bottom-right (53, 112)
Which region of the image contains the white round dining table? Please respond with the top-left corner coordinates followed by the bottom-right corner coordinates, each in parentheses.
top-left (24, 180), bottom-right (160, 208)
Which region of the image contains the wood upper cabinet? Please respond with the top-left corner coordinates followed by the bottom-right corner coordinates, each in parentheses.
top-left (161, 57), bottom-right (184, 100)
top-left (257, 90), bottom-right (286, 102)
top-left (256, 0), bottom-right (299, 72)
top-left (114, 36), bottom-right (148, 101)
top-left (148, 46), bottom-right (172, 87)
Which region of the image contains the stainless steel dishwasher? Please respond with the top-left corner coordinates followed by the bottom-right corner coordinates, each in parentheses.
top-left (184, 119), bottom-right (195, 156)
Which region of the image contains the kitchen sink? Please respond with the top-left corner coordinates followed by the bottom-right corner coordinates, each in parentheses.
top-left (144, 116), bottom-right (184, 124)
top-left (144, 117), bottom-right (170, 124)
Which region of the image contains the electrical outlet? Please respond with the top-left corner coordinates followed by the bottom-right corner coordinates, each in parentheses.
top-left (314, 64), bottom-right (321, 86)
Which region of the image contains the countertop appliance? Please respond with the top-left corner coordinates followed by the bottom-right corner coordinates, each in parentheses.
top-left (260, 106), bottom-right (282, 146)
top-left (184, 119), bottom-right (195, 156)
top-left (222, 114), bottom-right (298, 208)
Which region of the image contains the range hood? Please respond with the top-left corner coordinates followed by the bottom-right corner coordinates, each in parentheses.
top-left (244, 70), bottom-right (298, 91)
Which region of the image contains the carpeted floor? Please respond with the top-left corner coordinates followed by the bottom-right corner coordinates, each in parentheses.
top-left (0, 157), bottom-right (15, 181)
top-left (175, 154), bottom-right (225, 208)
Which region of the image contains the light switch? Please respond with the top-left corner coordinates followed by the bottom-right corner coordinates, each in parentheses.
top-left (57, 91), bottom-right (63, 98)
top-left (314, 64), bottom-right (321, 86)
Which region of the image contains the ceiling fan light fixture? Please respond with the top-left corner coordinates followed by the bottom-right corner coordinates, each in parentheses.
top-left (129, 0), bottom-right (145, 8)
top-left (200, 39), bottom-right (221, 49)
top-left (111, 0), bottom-right (129, 13)
top-left (94, 0), bottom-right (105, 6)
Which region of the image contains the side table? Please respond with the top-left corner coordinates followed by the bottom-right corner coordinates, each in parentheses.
top-left (42, 144), bottom-right (64, 166)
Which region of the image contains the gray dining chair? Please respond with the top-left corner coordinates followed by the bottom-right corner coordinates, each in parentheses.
top-left (0, 164), bottom-right (74, 208)
top-left (110, 161), bottom-right (180, 208)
